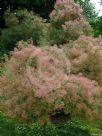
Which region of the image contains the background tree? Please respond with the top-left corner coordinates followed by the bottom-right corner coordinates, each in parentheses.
top-left (0, 9), bottom-right (46, 57)
top-left (75, 0), bottom-right (98, 22)
top-left (0, 0), bottom-right (55, 28)
top-left (91, 16), bottom-right (102, 37)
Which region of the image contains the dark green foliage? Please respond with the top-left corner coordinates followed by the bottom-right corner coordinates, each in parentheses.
top-left (0, 10), bottom-right (46, 57)
top-left (0, 24), bottom-right (32, 56)
top-left (91, 16), bottom-right (102, 37)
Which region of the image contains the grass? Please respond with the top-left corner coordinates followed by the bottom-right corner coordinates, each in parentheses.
top-left (0, 111), bottom-right (102, 136)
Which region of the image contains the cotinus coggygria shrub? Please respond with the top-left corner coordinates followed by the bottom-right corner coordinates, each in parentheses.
top-left (0, 42), bottom-right (102, 125)
top-left (48, 0), bottom-right (91, 45)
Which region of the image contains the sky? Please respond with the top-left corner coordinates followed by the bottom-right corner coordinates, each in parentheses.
top-left (90, 0), bottom-right (102, 16)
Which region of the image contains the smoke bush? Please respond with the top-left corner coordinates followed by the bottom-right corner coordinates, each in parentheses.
top-left (48, 0), bottom-right (91, 45)
top-left (0, 43), bottom-right (101, 124)
top-left (65, 35), bottom-right (102, 85)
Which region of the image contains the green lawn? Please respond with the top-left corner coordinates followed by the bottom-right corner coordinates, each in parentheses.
top-left (0, 112), bottom-right (102, 136)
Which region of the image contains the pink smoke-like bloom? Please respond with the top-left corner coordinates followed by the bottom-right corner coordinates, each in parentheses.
top-left (0, 43), bottom-right (101, 122)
